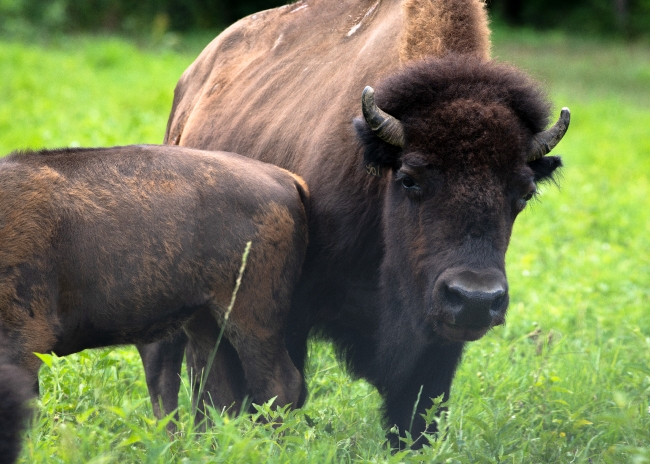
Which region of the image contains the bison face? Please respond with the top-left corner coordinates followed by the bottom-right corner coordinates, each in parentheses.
top-left (354, 56), bottom-right (567, 345)
top-left (381, 141), bottom-right (522, 343)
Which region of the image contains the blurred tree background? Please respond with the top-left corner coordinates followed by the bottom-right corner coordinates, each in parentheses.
top-left (0, 0), bottom-right (648, 38)
top-left (489, 0), bottom-right (650, 38)
top-left (0, 0), bottom-right (288, 36)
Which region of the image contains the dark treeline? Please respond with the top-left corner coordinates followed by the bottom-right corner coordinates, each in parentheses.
top-left (0, 0), bottom-right (288, 34)
top-left (489, 0), bottom-right (650, 38)
top-left (63, 0), bottom-right (291, 31)
top-left (1, 0), bottom-right (649, 37)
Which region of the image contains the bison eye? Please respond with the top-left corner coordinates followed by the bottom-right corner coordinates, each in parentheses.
top-left (522, 191), bottom-right (535, 202)
top-left (401, 176), bottom-right (420, 190)
top-left (517, 189), bottom-right (536, 211)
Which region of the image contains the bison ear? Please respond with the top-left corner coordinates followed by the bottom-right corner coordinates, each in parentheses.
top-left (529, 155), bottom-right (562, 183)
top-left (353, 117), bottom-right (402, 176)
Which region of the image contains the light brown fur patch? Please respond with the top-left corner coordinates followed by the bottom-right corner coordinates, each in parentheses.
top-left (400, 0), bottom-right (491, 63)
top-left (0, 166), bottom-right (61, 267)
top-left (284, 171), bottom-right (309, 199)
top-left (229, 202), bottom-right (297, 334)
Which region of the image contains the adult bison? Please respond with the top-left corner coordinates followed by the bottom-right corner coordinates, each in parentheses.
top-left (0, 145), bottom-right (309, 462)
top-left (138, 0), bottom-right (570, 448)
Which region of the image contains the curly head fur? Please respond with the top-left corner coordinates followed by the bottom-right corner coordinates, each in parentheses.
top-left (355, 54), bottom-right (554, 175)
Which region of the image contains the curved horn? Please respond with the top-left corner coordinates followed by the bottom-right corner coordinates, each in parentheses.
top-left (527, 107), bottom-right (570, 162)
top-left (361, 86), bottom-right (405, 148)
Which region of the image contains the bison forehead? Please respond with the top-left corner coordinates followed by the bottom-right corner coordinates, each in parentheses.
top-left (376, 55), bottom-right (552, 142)
top-left (405, 99), bottom-right (527, 171)
top-left (445, 175), bottom-right (508, 214)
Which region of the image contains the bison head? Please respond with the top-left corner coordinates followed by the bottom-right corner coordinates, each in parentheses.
top-left (354, 56), bottom-right (568, 350)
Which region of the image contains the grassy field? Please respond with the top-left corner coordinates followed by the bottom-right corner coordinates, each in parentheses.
top-left (1, 25), bottom-right (649, 463)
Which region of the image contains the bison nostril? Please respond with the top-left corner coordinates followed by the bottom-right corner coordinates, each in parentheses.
top-left (490, 292), bottom-right (507, 313)
top-left (443, 285), bottom-right (464, 309)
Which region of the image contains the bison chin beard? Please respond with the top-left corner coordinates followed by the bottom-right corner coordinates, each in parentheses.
top-left (372, 276), bottom-right (463, 394)
top-left (371, 285), bottom-right (466, 449)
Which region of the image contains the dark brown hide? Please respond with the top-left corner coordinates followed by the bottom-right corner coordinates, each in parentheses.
top-left (0, 145), bottom-right (309, 456)
top-left (0, 327), bottom-right (31, 464)
top-left (140, 0), bottom-right (566, 449)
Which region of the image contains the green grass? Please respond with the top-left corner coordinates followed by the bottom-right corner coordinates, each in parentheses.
top-left (1, 25), bottom-right (649, 463)
top-left (0, 33), bottom-right (215, 152)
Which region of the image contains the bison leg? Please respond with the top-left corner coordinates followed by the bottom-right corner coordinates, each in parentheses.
top-left (185, 330), bottom-right (249, 421)
top-left (383, 342), bottom-right (465, 450)
top-left (220, 294), bottom-right (303, 410)
top-left (183, 327), bottom-right (303, 425)
top-left (229, 333), bottom-right (303, 411)
top-left (185, 324), bottom-right (302, 421)
top-left (0, 363), bottom-right (33, 464)
top-left (182, 308), bottom-right (251, 424)
top-left (283, 320), bottom-right (309, 408)
top-left (136, 330), bottom-right (188, 428)
top-left (0, 326), bottom-right (38, 464)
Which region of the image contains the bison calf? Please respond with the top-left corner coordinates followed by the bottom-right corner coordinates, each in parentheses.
top-left (0, 144), bottom-right (308, 458)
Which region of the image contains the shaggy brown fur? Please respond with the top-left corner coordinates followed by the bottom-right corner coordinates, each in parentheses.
top-left (400, 0), bottom-right (491, 62)
top-left (358, 55), bottom-right (552, 171)
top-left (0, 144), bottom-right (309, 450)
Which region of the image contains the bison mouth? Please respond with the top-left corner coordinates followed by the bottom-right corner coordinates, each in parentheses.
top-left (438, 322), bottom-right (491, 342)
